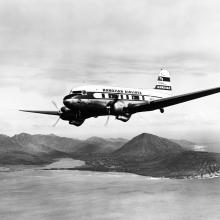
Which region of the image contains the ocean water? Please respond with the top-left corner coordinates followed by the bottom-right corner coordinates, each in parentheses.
top-left (0, 159), bottom-right (220, 220)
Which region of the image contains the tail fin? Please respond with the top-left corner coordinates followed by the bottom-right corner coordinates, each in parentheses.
top-left (154, 69), bottom-right (172, 93)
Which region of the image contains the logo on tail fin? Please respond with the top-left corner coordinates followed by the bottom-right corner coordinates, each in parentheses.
top-left (155, 69), bottom-right (172, 91)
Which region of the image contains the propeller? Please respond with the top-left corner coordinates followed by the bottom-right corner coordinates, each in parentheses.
top-left (105, 106), bottom-right (111, 126)
top-left (51, 101), bottom-right (62, 127)
top-left (52, 117), bottom-right (61, 127)
top-left (104, 95), bottom-right (118, 126)
top-left (52, 101), bottom-right (59, 110)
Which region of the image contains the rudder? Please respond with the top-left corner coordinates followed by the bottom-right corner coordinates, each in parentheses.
top-left (154, 69), bottom-right (172, 92)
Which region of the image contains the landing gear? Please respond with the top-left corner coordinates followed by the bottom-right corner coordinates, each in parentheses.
top-left (160, 108), bottom-right (164, 113)
top-left (69, 120), bottom-right (84, 127)
top-left (116, 114), bottom-right (131, 122)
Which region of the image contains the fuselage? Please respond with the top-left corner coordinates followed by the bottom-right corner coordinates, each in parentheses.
top-left (63, 85), bottom-right (171, 119)
top-left (20, 69), bottom-right (220, 127)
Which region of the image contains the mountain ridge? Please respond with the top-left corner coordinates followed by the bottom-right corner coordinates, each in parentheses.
top-left (0, 133), bottom-right (127, 164)
top-left (1, 132), bottom-right (220, 179)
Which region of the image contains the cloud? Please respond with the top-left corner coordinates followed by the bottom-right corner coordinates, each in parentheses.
top-left (0, 0), bottom-right (220, 139)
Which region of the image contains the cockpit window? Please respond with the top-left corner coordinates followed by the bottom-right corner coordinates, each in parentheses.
top-left (72, 90), bottom-right (82, 94)
top-left (70, 90), bottom-right (87, 95)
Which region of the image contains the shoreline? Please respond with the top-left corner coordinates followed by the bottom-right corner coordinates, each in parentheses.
top-left (41, 166), bottom-right (220, 180)
top-left (1, 156), bottom-right (220, 180)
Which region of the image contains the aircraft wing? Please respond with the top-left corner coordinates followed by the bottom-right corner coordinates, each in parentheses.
top-left (19, 110), bottom-right (60, 115)
top-left (128, 87), bottom-right (220, 113)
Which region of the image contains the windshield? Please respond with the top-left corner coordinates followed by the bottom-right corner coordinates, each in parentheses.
top-left (72, 90), bottom-right (82, 94)
top-left (70, 90), bottom-right (87, 95)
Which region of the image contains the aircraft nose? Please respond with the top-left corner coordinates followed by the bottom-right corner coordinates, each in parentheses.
top-left (63, 95), bottom-right (73, 108)
top-left (63, 98), bottom-right (70, 107)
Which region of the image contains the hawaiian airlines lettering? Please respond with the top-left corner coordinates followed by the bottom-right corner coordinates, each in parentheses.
top-left (103, 88), bottom-right (142, 95)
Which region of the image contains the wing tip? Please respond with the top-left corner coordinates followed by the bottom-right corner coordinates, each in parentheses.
top-left (18, 110), bottom-right (60, 115)
top-left (19, 110), bottom-right (31, 113)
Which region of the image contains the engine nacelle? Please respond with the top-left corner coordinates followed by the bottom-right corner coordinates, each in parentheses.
top-left (60, 107), bottom-right (83, 123)
top-left (61, 106), bottom-right (70, 113)
top-left (113, 101), bottom-right (126, 114)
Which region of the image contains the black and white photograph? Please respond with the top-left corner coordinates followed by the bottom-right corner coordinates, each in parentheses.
top-left (0, 0), bottom-right (220, 219)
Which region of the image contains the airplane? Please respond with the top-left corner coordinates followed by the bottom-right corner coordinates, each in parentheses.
top-left (20, 69), bottom-right (220, 127)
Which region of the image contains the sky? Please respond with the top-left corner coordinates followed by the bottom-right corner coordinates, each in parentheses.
top-left (1, 0), bottom-right (220, 142)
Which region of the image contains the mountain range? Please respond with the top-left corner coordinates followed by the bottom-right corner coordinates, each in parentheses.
top-left (0, 132), bottom-right (220, 178)
top-left (0, 133), bottom-right (127, 164)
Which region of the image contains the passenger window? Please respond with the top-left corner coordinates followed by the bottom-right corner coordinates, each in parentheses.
top-left (109, 94), bottom-right (113, 99)
top-left (109, 94), bottom-right (117, 99)
top-left (132, 96), bottom-right (139, 100)
top-left (144, 96), bottom-right (148, 101)
top-left (93, 93), bottom-right (102, 98)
